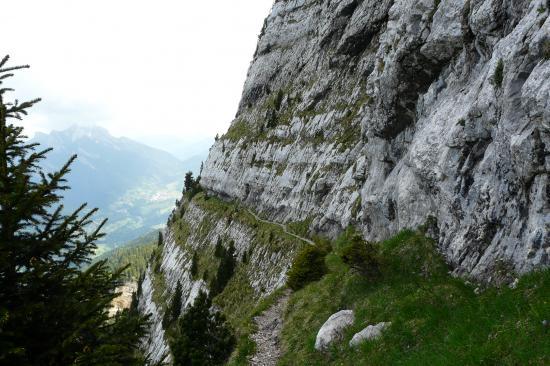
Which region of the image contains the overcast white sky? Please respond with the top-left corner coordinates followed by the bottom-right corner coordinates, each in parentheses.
top-left (1, 0), bottom-right (273, 158)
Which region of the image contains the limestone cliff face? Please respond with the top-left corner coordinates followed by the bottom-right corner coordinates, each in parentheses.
top-left (138, 198), bottom-right (304, 363)
top-left (202, 0), bottom-right (549, 279)
top-left (139, 0), bottom-right (549, 363)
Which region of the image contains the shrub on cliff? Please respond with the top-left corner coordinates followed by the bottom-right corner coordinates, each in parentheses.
top-left (340, 233), bottom-right (380, 279)
top-left (183, 171), bottom-right (202, 200)
top-left (214, 237), bottom-right (224, 257)
top-left (171, 291), bottom-right (235, 366)
top-left (163, 280), bottom-right (183, 327)
top-left (493, 59), bottom-right (504, 89)
top-left (209, 241), bottom-right (236, 296)
top-left (286, 245), bottom-right (329, 291)
top-left (190, 252), bottom-right (199, 278)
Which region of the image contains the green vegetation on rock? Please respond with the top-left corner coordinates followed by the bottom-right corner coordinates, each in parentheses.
top-left (183, 171), bottom-right (202, 201)
top-left (171, 291), bottom-right (235, 366)
top-left (163, 280), bottom-right (183, 328)
top-left (152, 185), bottom-right (549, 366)
top-left (333, 91), bottom-right (371, 151)
top-left (278, 229), bottom-right (550, 365)
top-left (160, 192), bottom-right (307, 364)
top-left (493, 59), bottom-right (504, 89)
top-left (340, 229), bottom-right (380, 279)
top-left (224, 119), bottom-right (252, 142)
top-left (210, 241), bottom-right (237, 297)
top-left (287, 217), bottom-right (313, 238)
top-left (286, 245), bottom-right (329, 291)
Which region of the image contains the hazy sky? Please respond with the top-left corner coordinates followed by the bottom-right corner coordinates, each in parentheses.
top-left (1, 0), bottom-right (273, 157)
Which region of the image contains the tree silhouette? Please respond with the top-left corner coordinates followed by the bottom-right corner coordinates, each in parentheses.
top-left (0, 55), bottom-right (149, 365)
top-left (171, 291), bottom-right (235, 366)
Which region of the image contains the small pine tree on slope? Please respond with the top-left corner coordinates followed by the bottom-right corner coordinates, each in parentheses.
top-left (0, 56), bottom-right (149, 365)
top-left (171, 291), bottom-right (235, 366)
top-left (171, 280), bottom-right (183, 322)
top-left (209, 241), bottom-right (236, 297)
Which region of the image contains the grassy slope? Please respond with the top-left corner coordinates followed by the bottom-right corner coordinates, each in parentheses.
top-left (150, 192), bottom-right (549, 365)
top-left (150, 193), bottom-right (306, 364)
top-left (278, 229), bottom-right (549, 365)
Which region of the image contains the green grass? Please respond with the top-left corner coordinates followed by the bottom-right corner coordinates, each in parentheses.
top-left (192, 193), bottom-right (306, 252)
top-left (149, 248), bottom-right (170, 315)
top-left (279, 229), bottom-right (550, 365)
top-left (287, 217), bottom-right (313, 238)
top-left (166, 193), bottom-right (307, 364)
top-left (224, 119), bottom-right (253, 142)
top-left (164, 194), bottom-right (549, 365)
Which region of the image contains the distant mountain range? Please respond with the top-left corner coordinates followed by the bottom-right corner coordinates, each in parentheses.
top-left (32, 125), bottom-right (205, 253)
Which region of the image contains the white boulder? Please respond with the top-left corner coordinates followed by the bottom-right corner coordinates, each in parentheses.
top-left (314, 310), bottom-right (355, 351)
top-left (349, 322), bottom-right (392, 347)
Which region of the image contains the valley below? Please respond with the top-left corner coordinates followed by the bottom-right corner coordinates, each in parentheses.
top-left (31, 125), bottom-right (207, 253)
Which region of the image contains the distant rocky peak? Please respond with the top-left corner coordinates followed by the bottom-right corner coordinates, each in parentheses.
top-left (62, 124), bottom-right (113, 141)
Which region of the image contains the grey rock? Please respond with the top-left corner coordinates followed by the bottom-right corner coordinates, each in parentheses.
top-left (349, 322), bottom-right (392, 347)
top-left (315, 310), bottom-right (355, 351)
top-left (250, 291), bottom-right (291, 366)
top-left (201, 0), bottom-right (550, 281)
top-left (137, 268), bottom-right (171, 365)
top-left (139, 0), bottom-right (550, 362)
top-left (509, 278), bottom-right (519, 289)
top-left (138, 202), bottom-right (299, 363)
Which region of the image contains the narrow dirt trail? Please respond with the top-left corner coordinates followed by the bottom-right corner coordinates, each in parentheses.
top-left (249, 291), bottom-right (291, 366)
top-left (246, 209), bottom-right (315, 246)
top-left (246, 209), bottom-right (312, 365)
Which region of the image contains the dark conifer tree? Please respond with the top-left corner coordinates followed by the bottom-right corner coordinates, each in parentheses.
top-left (170, 280), bottom-right (183, 322)
top-left (0, 56), bottom-right (149, 365)
top-left (214, 237), bottom-right (223, 258)
top-left (190, 252), bottom-right (198, 278)
top-left (171, 291), bottom-right (235, 366)
top-left (184, 171), bottom-right (194, 192)
top-left (210, 241), bottom-right (236, 297)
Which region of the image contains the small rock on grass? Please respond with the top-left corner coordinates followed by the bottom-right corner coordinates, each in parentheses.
top-left (349, 322), bottom-right (391, 347)
top-left (315, 310), bottom-right (355, 351)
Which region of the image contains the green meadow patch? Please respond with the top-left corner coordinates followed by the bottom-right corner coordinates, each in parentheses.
top-left (278, 229), bottom-right (549, 365)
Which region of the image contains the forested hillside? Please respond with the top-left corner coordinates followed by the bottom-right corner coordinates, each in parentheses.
top-left (93, 231), bottom-right (159, 281)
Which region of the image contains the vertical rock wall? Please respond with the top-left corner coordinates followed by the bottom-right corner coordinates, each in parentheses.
top-left (201, 0), bottom-right (549, 279)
